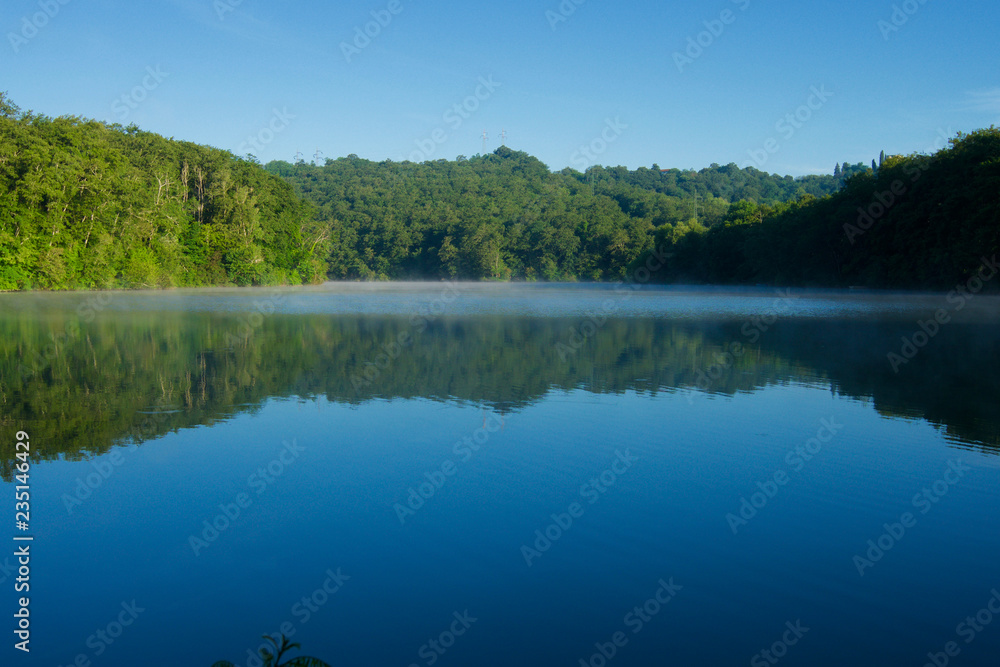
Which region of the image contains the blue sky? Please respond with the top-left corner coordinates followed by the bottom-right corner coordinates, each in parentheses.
top-left (2, 0), bottom-right (998, 176)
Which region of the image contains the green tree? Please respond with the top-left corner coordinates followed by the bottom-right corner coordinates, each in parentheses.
top-left (212, 634), bottom-right (331, 667)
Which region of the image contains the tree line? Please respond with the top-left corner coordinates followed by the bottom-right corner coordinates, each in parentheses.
top-left (0, 93), bottom-right (328, 290)
top-left (632, 128), bottom-right (1000, 288)
top-left (2, 91), bottom-right (996, 289)
top-left (266, 148), bottom-right (853, 281)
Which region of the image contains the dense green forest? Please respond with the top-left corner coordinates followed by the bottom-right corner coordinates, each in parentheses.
top-left (633, 128), bottom-right (1000, 288)
top-left (266, 149), bottom-right (858, 281)
top-left (0, 93), bottom-right (328, 290)
top-left (2, 92), bottom-right (997, 289)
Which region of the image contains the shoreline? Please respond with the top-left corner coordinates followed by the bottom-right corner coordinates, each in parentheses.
top-left (3, 280), bottom-right (1000, 300)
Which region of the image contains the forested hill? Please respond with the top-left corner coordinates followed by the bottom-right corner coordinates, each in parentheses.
top-left (634, 128), bottom-right (1000, 289)
top-left (2, 92), bottom-right (996, 289)
top-left (265, 149), bottom-right (859, 281)
top-left (0, 94), bottom-right (328, 291)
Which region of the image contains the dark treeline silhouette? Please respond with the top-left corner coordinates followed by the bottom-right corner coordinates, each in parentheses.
top-left (632, 128), bottom-right (1000, 289)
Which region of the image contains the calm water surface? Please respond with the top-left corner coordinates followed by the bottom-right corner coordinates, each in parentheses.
top-left (1, 283), bottom-right (999, 666)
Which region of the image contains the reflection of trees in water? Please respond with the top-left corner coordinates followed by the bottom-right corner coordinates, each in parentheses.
top-left (1, 312), bottom-right (998, 477)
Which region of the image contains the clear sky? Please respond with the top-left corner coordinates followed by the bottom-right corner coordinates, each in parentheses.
top-left (2, 0), bottom-right (998, 176)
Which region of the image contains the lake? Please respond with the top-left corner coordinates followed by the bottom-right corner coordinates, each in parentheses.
top-left (2, 283), bottom-right (999, 666)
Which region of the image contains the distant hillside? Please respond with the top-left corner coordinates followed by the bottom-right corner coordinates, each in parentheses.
top-left (634, 128), bottom-right (1000, 289)
top-left (4, 92), bottom-right (992, 289)
top-left (266, 149), bottom-right (860, 281)
top-left (0, 93), bottom-right (328, 290)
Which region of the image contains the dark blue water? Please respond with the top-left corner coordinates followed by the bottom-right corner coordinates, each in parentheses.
top-left (2, 284), bottom-right (999, 666)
